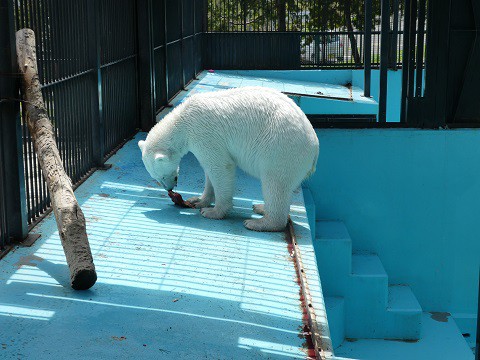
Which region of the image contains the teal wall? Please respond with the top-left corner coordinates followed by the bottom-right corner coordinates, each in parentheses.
top-left (306, 129), bottom-right (480, 319)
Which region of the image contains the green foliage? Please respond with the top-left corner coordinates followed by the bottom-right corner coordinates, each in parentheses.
top-left (207, 0), bottom-right (402, 32)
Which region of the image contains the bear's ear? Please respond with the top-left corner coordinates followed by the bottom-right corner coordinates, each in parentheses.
top-left (154, 153), bottom-right (168, 161)
top-left (138, 140), bottom-right (145, 152)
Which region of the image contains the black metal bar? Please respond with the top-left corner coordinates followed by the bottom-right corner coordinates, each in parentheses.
top-left (180, 0), bottom-right (185, 89)
top-left (0, 0), bottom-right (28, 241)
top-left (41, 69), bottom-right (94, 89)
top-left (378, 0), bottom-right (390, 122)
top-left (390, 0), bottom-right (399, 70)
top-left (164, 0), bottom-right (169, 102)
top-left (0, 125), bottom-right (7, 248)
top-left (87, 0), bottom-right (103, 166)
top-left (407, 0), bottom-right (418, 103)
top-left (364, 0), bottom-right (372, 97)
top-left (99, 54), bottom-right (137, 70)
top-left (400, 0), bottom-right (412, 123)
top-left (193, 0), bottom-right (197, 78)
top-left (415, 0), bottom-right (426, 97)
top-left (476, 271), bottom-right (479, 360)
top-left (136, 0), bottom-right (155, 131)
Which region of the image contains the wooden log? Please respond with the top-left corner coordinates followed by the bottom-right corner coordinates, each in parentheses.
top-left (16, 29), bottom-right (97, 290)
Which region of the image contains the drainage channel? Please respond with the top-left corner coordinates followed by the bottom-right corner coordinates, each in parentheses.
top-left (286, 218), bottom-right (334, 360)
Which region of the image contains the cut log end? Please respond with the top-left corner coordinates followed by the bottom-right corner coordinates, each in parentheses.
top-left (71, 268), bottom-right (97, 290)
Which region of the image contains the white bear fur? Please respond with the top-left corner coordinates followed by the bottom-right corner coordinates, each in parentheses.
top-left (138, 86), bottom-right (319, 232)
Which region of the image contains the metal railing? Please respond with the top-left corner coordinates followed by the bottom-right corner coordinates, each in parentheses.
top-left (12, 0), bottom-right (139, 226)
top-left (1, 0), bottom-right (205, 243)
top-left (152, 0), bottom-right (204, 111)
top-left (205, 0), bottom-right (412, 70)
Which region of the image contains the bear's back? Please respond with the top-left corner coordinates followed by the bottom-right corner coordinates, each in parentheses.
top-left (181, 87), bottom-right (318, 179)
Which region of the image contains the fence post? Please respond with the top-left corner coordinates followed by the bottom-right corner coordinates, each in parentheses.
top-left (192, 0), bottom-right (197, 78)
top-left (400, 0), bottom-right (412, 123)
top-left (389, 0), bottom-right (400, 70)
top-left (314, 34), bottom-right (320, 67)
top-left (378, 0), bottom-right (390, 122)
top-left (136, 0), bottom-right (156, 130)
top-left (476, 271), bottom-right (479, 360)
top-left (163, 0), bottom-right (170, 103)
top-left (0, 0), bottom-right (28, 242)
top-left (203, 0), bottom-right (208, 33)
top-left (180, 0), bottom-right (185, 89)
top-left (415, 0), bottom-right (426, 97)
top-left (87, 0), bottom-right (107, 165)
top-left (364, 0), bottom-right (372, 97)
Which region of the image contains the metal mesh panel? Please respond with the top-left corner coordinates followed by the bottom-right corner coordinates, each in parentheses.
top-left (12, 0), bottom-right (138, 225)
top-left (205, 0), bottom-right (415, 69)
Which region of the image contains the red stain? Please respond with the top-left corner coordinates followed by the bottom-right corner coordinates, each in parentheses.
top-left (112, 336), bottom-right (127, 341)
top-left (285, 227), bottom-right (318, 359)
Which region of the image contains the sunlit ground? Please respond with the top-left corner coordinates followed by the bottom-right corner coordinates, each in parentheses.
top-left (0, 133), bottom-right (316, 359)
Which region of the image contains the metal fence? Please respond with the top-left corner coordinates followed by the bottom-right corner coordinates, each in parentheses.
top-left (205, 0), bottom-right (410, 69)
top-left (12, 0), bottom-right (139, 226)
top-left (152, 0), bottom-right (204, 111)
top-left (0, 0), bottom-right (205, 247)
top-left (0, 128), bottom-right (8, 253)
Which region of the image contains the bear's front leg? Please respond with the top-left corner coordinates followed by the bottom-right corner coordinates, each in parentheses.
top-left (187, 171), bottom-right (215, 209)
top-left (199, 161), bottom-right (235, 220)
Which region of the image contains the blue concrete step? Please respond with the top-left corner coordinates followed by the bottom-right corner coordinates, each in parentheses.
top-left (314, 221), bottom-right (352, 296)
top-left (313, 220), bottom-right (423, 342)
top-left (346, 253), bottom-right (389, 338)
top-left (385, 285), bottom-right (423, 340)
top-left (335, 313), bottom-right (474, 360)
top-left (301, 187), bottom-right (316, 240)
top-left (325, 296), bottom-right (345, 349)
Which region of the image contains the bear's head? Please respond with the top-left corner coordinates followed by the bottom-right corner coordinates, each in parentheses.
top-left (138, 140), bottom-right (179, 191)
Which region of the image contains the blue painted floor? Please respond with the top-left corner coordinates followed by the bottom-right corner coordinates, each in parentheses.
top-left (189, 70), bottom-right (353, 99)
top-left (162, 70), bottom-right (377, 120)
top-left (0, 135), bottom-right (314, 359)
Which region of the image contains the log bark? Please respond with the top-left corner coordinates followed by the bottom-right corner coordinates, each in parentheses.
top-left (16, 29), bottom-right (96, 290)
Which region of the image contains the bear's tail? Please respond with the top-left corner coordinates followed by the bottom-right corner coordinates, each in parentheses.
top-left (305, 147), bottom-right (319, 179)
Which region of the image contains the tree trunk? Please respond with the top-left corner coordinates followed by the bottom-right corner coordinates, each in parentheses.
top-left (344, 0), bottom-right (361, 65)
top-left (276, 0), bottom-right (287, 32)
top-left (16, 29), bottom-right (97, 290)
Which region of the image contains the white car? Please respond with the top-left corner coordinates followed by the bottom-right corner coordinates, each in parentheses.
top-left (301, 34), bottom-right (345, 64)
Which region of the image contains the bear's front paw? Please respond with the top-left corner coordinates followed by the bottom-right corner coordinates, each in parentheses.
top-left (200, 207), bottom-right (226, 220)
top-left (187, 196), bottom-right (212, 209)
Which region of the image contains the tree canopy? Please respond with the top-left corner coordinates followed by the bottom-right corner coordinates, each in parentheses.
top-left (207, 0), bottom-right (402, 65)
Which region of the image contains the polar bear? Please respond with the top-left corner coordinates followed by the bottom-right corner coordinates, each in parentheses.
top-left (138, 86), bottom-right (319, 232)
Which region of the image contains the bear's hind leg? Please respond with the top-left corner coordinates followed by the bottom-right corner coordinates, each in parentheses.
top-left (187, 171), bottom-right (215, 208)
top-left (200, 160), bottom-right (235, 220)
top-left (244, 177), bottom-right (292, 232)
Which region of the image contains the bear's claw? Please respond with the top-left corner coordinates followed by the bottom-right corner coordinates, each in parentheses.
top-left (252, 204), bottom-right (265, 215)
top-left (187, 196), bottom-right (212, 209)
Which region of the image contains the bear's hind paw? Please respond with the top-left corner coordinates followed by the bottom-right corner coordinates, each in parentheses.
top-left (244, 218), bottom-right (286, 232)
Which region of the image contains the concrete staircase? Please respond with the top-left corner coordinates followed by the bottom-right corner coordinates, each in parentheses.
top-left (302, 189), bottom-right (422, 349)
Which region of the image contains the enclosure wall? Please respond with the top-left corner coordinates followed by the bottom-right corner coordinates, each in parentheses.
top-left (306, 129), bottom-right (480, 319)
